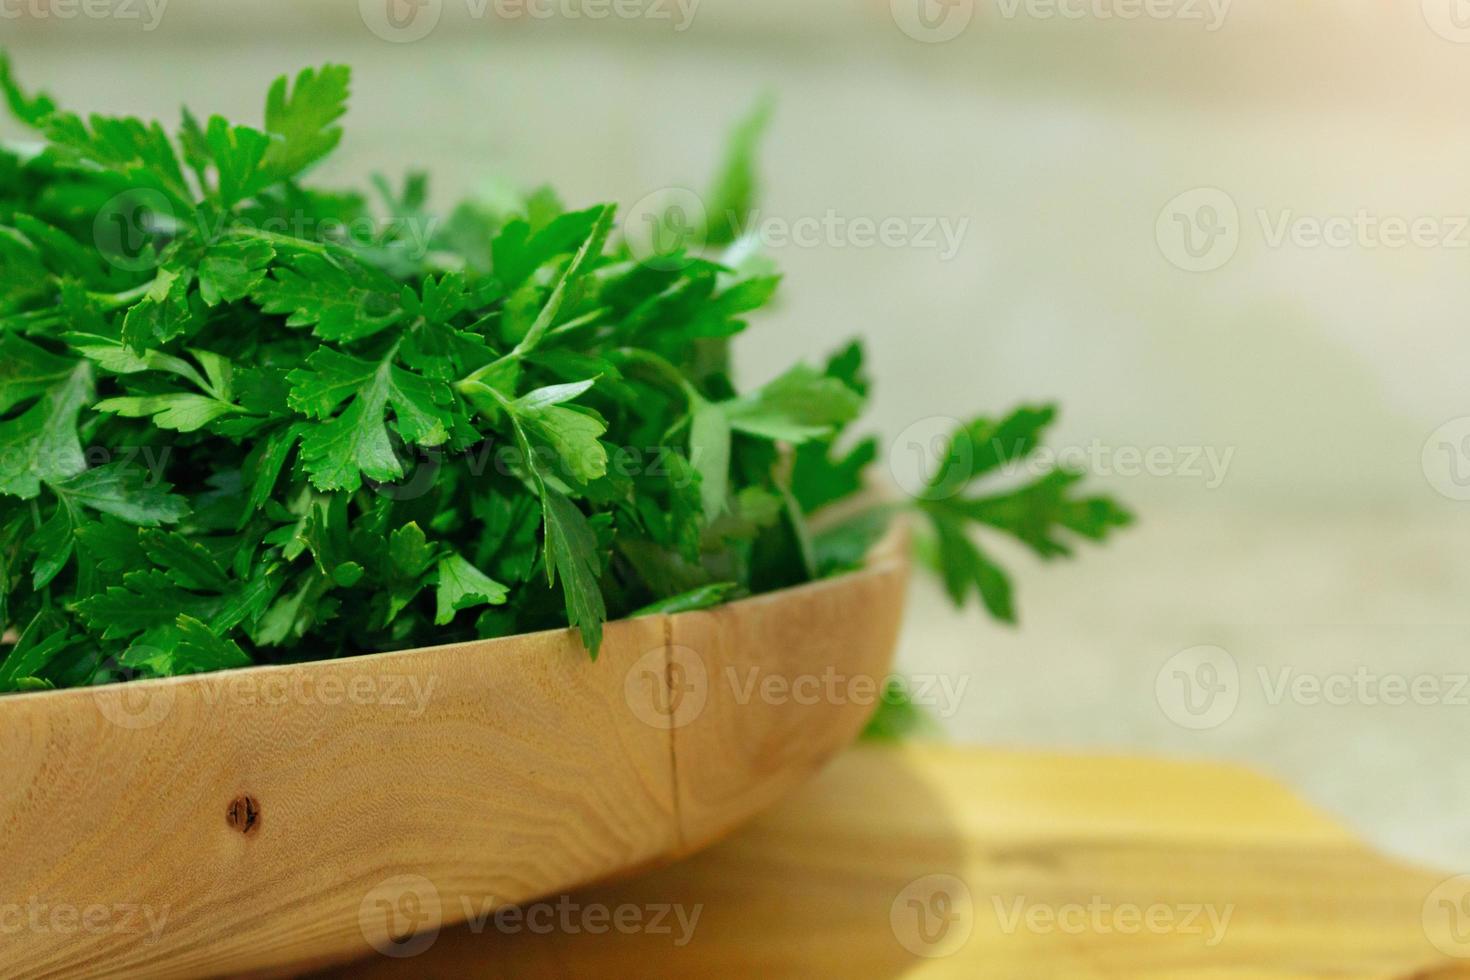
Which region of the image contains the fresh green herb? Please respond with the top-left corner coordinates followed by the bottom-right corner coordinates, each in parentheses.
top-left (0, 56), bottom-right (1130, 693)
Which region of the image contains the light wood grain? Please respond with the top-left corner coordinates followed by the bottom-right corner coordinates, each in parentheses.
top-left (0, 528), bottom-right (911, 979)
top-left (318, 743), bottom-right (1470, 979)
top-left (670, 531), bottom-right (909, 846)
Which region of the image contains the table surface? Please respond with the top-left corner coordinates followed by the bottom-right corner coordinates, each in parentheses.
top-left (319, 743), bottom-right (1470, 979)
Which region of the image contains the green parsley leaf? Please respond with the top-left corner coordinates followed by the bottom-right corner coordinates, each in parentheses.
top-left (0, 53), bottom-right (1128, 694)
top-left (435, 553), bottom-right (509, 625)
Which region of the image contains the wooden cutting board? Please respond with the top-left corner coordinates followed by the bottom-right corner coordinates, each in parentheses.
top-left (317, 743), bottom-right (1470, 979)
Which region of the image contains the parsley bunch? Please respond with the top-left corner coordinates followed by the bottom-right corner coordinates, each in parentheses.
top-left (0, 57), bottom-right (1130, 693)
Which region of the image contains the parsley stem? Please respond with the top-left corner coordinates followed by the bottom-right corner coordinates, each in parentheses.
top-left (88, 282), bottom-right (152, 309)
top-left (226, 226), bottom-right (339, 257)
top-left (609, 348), bottom-right (697, 402)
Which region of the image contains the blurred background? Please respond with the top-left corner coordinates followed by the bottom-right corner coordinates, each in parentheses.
top-left (6, 0), bottom-right (1469, 869)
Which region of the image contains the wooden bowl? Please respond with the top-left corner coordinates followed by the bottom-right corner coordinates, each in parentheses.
top-left (0, 523), bottom-right (910, 978)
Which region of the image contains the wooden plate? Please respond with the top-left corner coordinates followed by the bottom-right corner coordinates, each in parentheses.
top-left (0, 523), bottom-right (909, 979)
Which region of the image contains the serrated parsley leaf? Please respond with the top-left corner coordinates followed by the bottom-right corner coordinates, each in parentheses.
top-left (261, 65), bottom-right (351, 181)
top-left (722, 364), bottom-right (863, 443)
top-left (74, 569), bottom-right (203, 640)
top-left (122, 267), bottom-right (199, 351)
top-left (140, 529), bottom-right (232, 592)
top-left (199, 236), bottom-right (275, 305)
top-left (94, 392), bottom-right (243, 432)
top-left (48, 463), bottom-right (190, 526)
top-left (204, 115), bottom-right (272, 206)
top-left (288, 348), bottom-right (454, 491)
top-left (253, 252), bottom-right (404, 341)
top-left (913, 408), bottom-right (1133, 623)
top-left (0, 354), bottom-right (91, 499)
top-left (930, 510), bottom-right (1015, 622)
top-left (435, 553), bottom-right (509, 625)
top-left (123, 615), bottom-right (252, 676)
top-left (511, 380), bottom-right (609, 485)
top-left (542, 488), bottom-right (606, 657)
